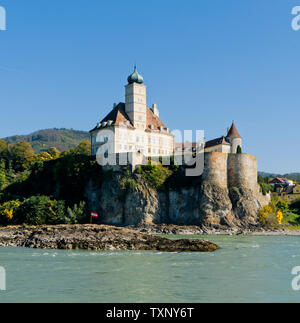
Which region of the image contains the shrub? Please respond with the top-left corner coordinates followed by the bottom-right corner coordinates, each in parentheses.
top-left (137, 165), bottom-right (172, 189)
top-left (0, 200), bottom-right (21, 225)
top-left (15, 196), bottom-right (66, 225)
top-left (64, 201), bottom-right (88, 224)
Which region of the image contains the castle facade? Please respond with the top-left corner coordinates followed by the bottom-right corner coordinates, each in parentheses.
top-left (90, 67), bottom-right (174, 158)
top-left (90, 66), bottom-right (243, 162)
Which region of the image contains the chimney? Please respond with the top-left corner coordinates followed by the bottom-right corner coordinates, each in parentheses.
top-left (113, 103), bottom-right (117, 108)
top-left (151, 104), bottom-right (159, 118)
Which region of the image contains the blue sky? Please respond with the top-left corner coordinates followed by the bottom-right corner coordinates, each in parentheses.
top-left (0, 0), bottom-right (299, 173)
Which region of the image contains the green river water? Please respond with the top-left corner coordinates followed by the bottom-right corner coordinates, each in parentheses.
top-left (1, 235), bottom-right (300, 303)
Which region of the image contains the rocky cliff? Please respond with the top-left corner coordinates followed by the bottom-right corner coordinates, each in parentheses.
top-left (85, 165), bottom-right (270, 230)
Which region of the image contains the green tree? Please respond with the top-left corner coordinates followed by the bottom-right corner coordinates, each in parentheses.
top-left (48, 147), bottom-right (60, 159)
top-left (74, 141), bottom-right (91, 156)
top-left (237, 146), bottom-right (242, 154)
top-left (16, 196), bottom-right (66, 225)
top-left (0, 140), bottom-right (8, 156)
top-left (0, 160), bottom-right (6, 189)
top-left (10, 141), bottom-right (35, 171)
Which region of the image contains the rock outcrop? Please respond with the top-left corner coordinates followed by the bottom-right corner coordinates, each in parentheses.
top-left (86, 166), bottom-right (270, 230)
top-left (0, 225), bottom-right (219, 252)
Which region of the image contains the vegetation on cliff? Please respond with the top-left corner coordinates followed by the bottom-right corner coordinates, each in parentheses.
top-left (0, 139), bottom-right (101, 226)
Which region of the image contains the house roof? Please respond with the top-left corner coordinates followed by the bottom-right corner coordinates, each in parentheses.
top-left (269, 177), bottom-right (294, 184)
top-left (205, 136), bottom-right (230, 149)
top-left (285, 186), bottom-right (295, 194)
top-left (90, 102), bottom-right (168, 133)
top-left (89, 103), bottom-right (134, 132)
top-left (226, 122), bottom-right (242, 139)
top-left (145, 107), bottom-right (168, 131)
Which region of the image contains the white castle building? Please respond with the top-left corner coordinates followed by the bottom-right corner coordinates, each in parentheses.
top-left (90, 66), bottom-right (242, 164)
top-left (90, 66), bottom-right (174, 159)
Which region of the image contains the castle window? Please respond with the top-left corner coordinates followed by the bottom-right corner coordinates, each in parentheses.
top-left (136, 136), bottom-right (139, 142)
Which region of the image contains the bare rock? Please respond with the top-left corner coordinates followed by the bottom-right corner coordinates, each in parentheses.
top-left (0, 225), bottom-right (219, 252)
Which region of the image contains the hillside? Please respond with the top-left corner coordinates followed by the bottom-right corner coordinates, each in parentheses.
top-left (3, 129), bottom-right (90, 153)
top-left (258, 172), bottom-right (300, 183)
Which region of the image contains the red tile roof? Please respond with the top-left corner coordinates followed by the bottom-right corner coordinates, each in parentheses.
top-left (90, 102), bottom-right (169, 133)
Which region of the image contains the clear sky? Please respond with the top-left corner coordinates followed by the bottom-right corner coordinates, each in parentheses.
top-left (0, 0), bottom-right (299, 174)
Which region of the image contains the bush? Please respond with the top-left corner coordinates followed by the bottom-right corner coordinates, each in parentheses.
top-left (64, 201), bottom-right (88, 224)
top-left (137, 165), bottom-right (172, 189)
top-left (15, 196), bottom-right (66, 225)
top-left (0, 200), bottom-right (21, 225)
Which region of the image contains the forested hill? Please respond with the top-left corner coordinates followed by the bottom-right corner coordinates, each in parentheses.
top-left (3, 129), bottom-right (90, 154)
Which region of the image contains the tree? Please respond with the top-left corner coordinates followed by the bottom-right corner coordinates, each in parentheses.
top-left (276, 199), bottom-right (289, 212)
top-left (36, 152), bottom-right (53, 162)
top-left (0, 160), bottom-right (6, 189)
top-left (0, 140), bottom-right (8, 156)
top-left (74, 141), bottom-right (91, 156)
top-left (9, 141), bottom-right (35, 171)
top-left (48, 147), bottom-right (60, 159)
top-left (237, 146), bottom-right (242, 154)
top-left (0, 200), bottom-right (21, 225)
top-left (16, 196), bottom-right (66, 225)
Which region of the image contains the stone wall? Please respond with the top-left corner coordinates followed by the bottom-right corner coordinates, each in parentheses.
top-left (228, 153), bottom-right (258, 191)
top-left (202, 152), bottom-right (228, 188)
top-left (202, 152), bottom-right (258, 191)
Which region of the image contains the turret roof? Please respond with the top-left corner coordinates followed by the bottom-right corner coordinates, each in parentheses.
top-left (226, 122), bottom-right (242, 139)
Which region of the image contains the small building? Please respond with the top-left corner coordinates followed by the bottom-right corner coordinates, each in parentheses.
top-left (275, 184), bottom-right (300, 203)
top-left (269, 177), bottom-right (294, 187)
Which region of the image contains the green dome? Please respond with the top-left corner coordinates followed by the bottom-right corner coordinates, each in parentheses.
top-left (127, 66), bottom-right (144, 84)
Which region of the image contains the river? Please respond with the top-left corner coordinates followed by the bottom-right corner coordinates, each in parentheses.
top-left (0, 235), bottom-right (300, 303)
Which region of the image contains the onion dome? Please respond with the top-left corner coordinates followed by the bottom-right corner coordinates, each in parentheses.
top-left (127, 66), bottom-right (144, 84)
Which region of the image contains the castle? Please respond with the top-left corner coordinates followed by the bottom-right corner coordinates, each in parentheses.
top-left (90, 67), bottom-right (246, 171)
top-left (88, 66), bottom-right (269, 227)
top-left (90, 66), bottom-right (174, 159)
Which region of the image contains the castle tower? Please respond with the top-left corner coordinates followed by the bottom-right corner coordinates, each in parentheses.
top-left (125, 66), bottom-right (147, 130)
top-left (226, 122), bottom-right (242, 154)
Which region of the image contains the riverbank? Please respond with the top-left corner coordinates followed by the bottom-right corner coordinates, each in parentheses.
top-left (0, 224), bottom-right (219, 252)
top-left (132, 223), bottom-right (300, 236)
